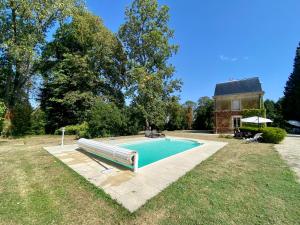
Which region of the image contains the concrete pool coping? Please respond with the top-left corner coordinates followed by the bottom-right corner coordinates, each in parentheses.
top-left (44, 136), bottom-right (227, 212)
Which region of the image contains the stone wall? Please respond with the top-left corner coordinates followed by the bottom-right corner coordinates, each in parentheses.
top-left (214, 111), bottom-right (242, 133)
top-left (213, 92), bottom-right (264, 133)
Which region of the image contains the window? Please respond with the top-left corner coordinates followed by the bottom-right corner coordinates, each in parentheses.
top-left (232, 99), bottom-right (241, 111)
top-left (232, 116), bottom-right (241, 128)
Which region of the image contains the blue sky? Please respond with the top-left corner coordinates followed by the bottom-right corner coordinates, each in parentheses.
top-left (85, 0), bottom-right (300, 103)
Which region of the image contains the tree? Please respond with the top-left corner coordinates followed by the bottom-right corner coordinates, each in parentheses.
top-left (282, 42), bottom-right (300, 121)
top-left (30, 108), bottom-right (46, 135)
top-left (264, 98), bottom-right (285, 128)
top-left (182, 100), bottom-right (196, 130)
top-left (166, 97), bottom-right (185, 130)
top-left (118, 0), bottom-right (181, 129)
top-left (40, 11), bottom-right (127, 133)
top-left (0, 0), bottom-right (82, 125)
top-left (193, 97), bottom-right (214, 130)
top-left (87, 99), bottom-right (125, 137)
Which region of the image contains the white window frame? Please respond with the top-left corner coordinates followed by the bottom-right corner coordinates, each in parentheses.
top-left (231, 99), bottom-right (241, 111)
top-left (232, 116), bottom-right (242, 128)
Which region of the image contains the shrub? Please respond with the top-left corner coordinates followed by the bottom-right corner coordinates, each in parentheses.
top-left (55, 122), bottom-right (89, 138)
top-left (240, 126), bottom-right (286, 144)
top-left (261, 127), bottom-right (286, 144)
top-left (87, 100), bottom-right (125, 137)
top-left (239, 126), bottom-right (260, 136)
top-left (30, 108), bottom-right (46, 135)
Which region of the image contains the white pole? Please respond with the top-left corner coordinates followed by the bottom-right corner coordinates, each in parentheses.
top-left (133, 152), bottom-right (139, 173)
top-left (61, 127), bottom-right (65, 147)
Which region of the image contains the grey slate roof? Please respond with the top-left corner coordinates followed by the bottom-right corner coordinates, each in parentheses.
top-left (214, 77), bottom-right (263, 96)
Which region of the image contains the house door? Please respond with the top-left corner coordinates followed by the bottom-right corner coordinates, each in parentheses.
top-left (232, 116), bottom-right (241, 128)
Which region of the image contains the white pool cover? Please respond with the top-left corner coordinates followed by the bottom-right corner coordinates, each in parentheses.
top-left (77, 138), bottom-right (137, 168)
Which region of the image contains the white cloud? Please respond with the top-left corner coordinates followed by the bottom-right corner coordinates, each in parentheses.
top-left (219, 55), bottom-right (238, 62)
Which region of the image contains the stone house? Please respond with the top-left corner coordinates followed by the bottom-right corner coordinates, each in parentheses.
top-left (213, 77), bottom-right (264, 133)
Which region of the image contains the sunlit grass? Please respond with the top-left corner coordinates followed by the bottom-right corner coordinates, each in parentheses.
top-left (0, 133), bottom-right (299, 225)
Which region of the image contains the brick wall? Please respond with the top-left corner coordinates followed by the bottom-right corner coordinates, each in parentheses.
top-left (214, 111), bottom-right (242, 133)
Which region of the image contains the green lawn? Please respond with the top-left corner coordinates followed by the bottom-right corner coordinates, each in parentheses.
top-left (0, 133), bottom-right (300, 225)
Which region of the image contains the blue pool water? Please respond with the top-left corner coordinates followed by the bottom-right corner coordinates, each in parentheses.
top-left (121, 138), bottom-right (202, 168)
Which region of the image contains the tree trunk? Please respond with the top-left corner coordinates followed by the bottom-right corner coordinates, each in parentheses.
top-left (2, 108), bottom-right (13, 137)
top-left (145, 118), bottom-right (150, 130)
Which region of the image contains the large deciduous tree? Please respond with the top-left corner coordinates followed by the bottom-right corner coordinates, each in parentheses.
top-left (193, 97), bottom-right (214, 130)
top-left (0, 0), bottom-right (82, 133)
top-left (40, 11), bottom-right (127, 133)
top-left (118, 0), bottom-right (181, 129)
top-left (282, 43), bottom-right (300, 121)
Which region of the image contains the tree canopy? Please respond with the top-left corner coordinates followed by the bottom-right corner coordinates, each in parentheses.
top-left (193, 97), bottom-right (214, 130)
top-left (40, 11), bottom-right (127, 133)
top-left (0, 0), bottom-right (82, 109)
top-left (118, 0), bottom-right (181, 129)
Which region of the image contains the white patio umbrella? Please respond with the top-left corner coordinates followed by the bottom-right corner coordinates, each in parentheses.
top-left (241, 116), bottom-right (273, 124)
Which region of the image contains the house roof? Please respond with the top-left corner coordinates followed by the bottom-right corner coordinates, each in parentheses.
top-left (214, 77), bottom-right (263, 96)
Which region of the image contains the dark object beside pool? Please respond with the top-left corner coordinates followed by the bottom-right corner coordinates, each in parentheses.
top-left (145, 129), bottom-right (165, 138)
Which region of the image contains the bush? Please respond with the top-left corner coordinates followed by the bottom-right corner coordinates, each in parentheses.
top-left (30, 108), bottom-right (46, 135)
top-left (87, 100), bottom-right (125, 137)
top-left (240, 126), bottom-right (286, 144)
top-left (55, 122), bottom-right (89, 138)
top-left (239, 126), bottom-right (260, 136)
top-left (261, 127), bottom-right (286, 144)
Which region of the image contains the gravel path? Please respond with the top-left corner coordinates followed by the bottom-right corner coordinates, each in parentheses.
top-left (275, 135), bottom-right (300, 182)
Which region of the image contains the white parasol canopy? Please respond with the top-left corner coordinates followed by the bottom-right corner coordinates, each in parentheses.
top-left (241, 116), bottom-right (273, 124)
top-left (287, 120), bottom-right (300, 127)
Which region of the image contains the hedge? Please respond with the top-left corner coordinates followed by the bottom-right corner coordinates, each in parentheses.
top-left (240, 126), bottom-right (286, 144)
top-left (261, 127), bottom-right (287, 144)
top-left (55, 122), bottom-right (90, 138)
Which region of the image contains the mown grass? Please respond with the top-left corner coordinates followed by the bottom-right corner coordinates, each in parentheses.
top-left (0, 133), bottom-right (299, 225)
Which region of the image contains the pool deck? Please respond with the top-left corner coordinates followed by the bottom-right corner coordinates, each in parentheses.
top-left (44, 136), bottom-right (227, 212)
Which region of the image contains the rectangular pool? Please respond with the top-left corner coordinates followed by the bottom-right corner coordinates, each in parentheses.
top-left (121, 138), bottom-right (202, 168)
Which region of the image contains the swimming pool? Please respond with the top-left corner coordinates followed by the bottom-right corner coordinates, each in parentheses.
top-left (121, 138), bottom-right (202, 168)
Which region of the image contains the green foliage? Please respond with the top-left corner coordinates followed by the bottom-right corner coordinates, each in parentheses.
top-left (282, 42), bottom-right (300, 121)
top-left (264, 99), bottom-right (285, 128)
top-left (0, 101), bottom-right (6, 132)
top-left (182, 100), bottom-right (196, 130)
top-left (241, 109), bottom-right (266, 118)
top-left (261, 127), bottom-right (286, 144)
top-left (240, 126), bottom-right (286, 144)
top-left (55, 122), bottom-right (89, 138)
top-left (118, 0), bottom-right (181, 129)
top-left (0, 0), bottom-right (82, 110)
top-left (166, 98), bottom-right (185, 130)
top-left (87, 100), bottom-right (125, 137)
top-left (10, 101), bottom-right (32, 136)
top-left (30, 108), bottom-right (46, 135)
top-left (193, 97), bottom-right (214, 130)
top-left (239, 126), bottom-right (260, 135)
top-left (40, 11), bottom-right (127, 133)
top-left (122, 106), bottom-right (143, 135)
